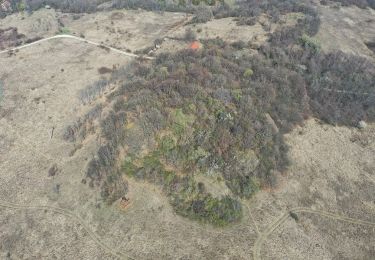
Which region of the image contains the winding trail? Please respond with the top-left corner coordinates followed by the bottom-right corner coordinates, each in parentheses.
top-left (319, 87), bottom-right (375, 96)
top-left (0, 34), bottom-right (154, 60)
top-left (253, 207), bottom-right (375, 260)
top-left (0, 200), bottom-right (132, 260)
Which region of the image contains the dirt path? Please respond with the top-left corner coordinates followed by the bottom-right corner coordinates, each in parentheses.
top-left (0, 200), bottom-right (133, 260)
top-left (318, 87), bottom-right (375, 96)
top-left (0, 34), bottom-right (154, 60)
top-left (253, 207), bottom-right (375, 260)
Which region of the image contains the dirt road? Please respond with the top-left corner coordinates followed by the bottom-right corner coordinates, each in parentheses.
top-left (0, 34), bottom-right (154, 60)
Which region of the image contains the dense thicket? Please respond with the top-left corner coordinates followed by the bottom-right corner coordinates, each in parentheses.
top-left (1, 0), bottom-right (211, 16)
top-left (0, 27), bottom-right (24, 49)
top-left (2, 0), bottom-right (374, 21)
top-left (329, 0), bottom-right (375, 9)
top-left (306, 52), bottom-right (375, 124)
top-left (0, 26), bottom-right (42, 49)
top-left (24, 0), bottom-right (105, 13)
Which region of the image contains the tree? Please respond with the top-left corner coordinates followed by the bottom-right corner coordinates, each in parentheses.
top-left (0, 81), bottom-right (3, 104)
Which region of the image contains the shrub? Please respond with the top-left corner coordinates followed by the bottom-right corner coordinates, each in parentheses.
top-left (98, 66), bottom-right (113, 74)
top-left (231, 89), bottom-right (242, 102)
top-left (58, 27), bottom-right (71, 34)
top-left (235, 17), bottom-right (257, 26)
top-left (48, 164), bottom-right (59, 177)
top-left (122, 158), bottom-right (137, 177)
top-left (300, 34), bottom-right (321, 53)
top-left (226, 175), bottom-right (259, 198)
top-left (159, 66), bottom-right (169, 79)
top-left (243, 68), bottom-right (254, 78)
top-left (184, 28), bottom-right (197, 42)
top-left (100, 170), bottom-right (128, 204)
top-left (0, 27), bottom-right (27, 49)
top-left (159, 135), bottom-right (176, 154)
top-left (289, 211), bottom-right (299, 221)
top-left (0, 81), bottom-right (3, 104)
top-left (179, 194), bottom-right (242, 226)
top-left (79, 79), bottom-right (109, 104)
top-left (231, 40), bottom-right (247, 50)
top-left (192, 4), bottom-right (213, 23)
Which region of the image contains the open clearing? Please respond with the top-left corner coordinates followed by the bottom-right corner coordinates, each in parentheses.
top-left (1, 6), bottom-right (374, 260)
top-left (316, 4), bottom-right (375, 60)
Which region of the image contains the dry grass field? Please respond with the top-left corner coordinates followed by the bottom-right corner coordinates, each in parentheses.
top-left (251, 119), bottom-right (375, 259)
top-left (316, 4), bottom-right (375, 60)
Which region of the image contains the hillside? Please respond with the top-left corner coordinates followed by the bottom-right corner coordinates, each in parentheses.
top-left (0, 1), bottom-right (374, 259)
